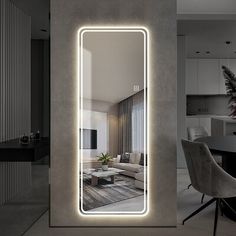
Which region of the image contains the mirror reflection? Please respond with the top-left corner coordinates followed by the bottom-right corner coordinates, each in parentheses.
top-left (79, 28), bottom-right (148, 215)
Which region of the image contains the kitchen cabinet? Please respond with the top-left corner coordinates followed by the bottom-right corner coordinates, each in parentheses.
top-left (186, 58), bottom-right (236, 95)
top-left (212, 117), bottom-right (236, 136)
top-left (186, 117), bottom-right (211, 137)
top-left (186, 59), bottom-right (198, 94)
top-left (198, 59), bottom-right (219, 95)
top-left (199, 117), bottom-right (211, 135)
top-left (186, 117), bottom-right (199, 128)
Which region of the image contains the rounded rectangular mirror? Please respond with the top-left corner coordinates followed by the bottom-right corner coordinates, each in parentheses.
top-left (78, 27), bottom-right (148, 216)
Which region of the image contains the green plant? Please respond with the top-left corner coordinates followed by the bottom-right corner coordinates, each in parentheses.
top-left (97, 153), bottom-right (112, 165)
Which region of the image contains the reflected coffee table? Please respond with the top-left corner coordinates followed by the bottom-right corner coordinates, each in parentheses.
top-left (83, 168), bottom-right (124, 186)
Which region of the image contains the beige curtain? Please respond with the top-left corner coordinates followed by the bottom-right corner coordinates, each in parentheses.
top-left (118, 97), bottom-right (133, 153)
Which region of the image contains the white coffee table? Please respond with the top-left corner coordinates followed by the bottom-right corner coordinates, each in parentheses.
top-left (83, 168), bottom-right (124, 186)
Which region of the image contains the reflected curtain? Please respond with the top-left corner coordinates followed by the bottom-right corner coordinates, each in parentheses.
top-left (118, 98), bottom-right (133, 153)
top-left (132, 91), bottom-right (144, 153)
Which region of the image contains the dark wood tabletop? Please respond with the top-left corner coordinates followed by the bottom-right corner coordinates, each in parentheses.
top-left (0, 137), bottom-right (50, 162)
top-left (195, 136), bottom-right (236, 155)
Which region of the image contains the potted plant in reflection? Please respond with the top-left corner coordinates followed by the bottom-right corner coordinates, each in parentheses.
top-left (97, 153), bottom-right (112, 171)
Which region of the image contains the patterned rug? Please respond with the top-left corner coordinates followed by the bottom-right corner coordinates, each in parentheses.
top-left (82, 174), bottom-right (144, 211)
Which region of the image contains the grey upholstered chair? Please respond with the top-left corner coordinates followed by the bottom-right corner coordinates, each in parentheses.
top-left (181, 139), bottom-right (236, 236)
top-left (187, 127), bottom-right (222, 164)
top-left (187, 126), bottom-right (208, 141)
top-left (187, 126), bottom-right (222, 204)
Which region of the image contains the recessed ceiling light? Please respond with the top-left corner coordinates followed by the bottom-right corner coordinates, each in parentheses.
top-left (40, 29), bottom-right (47, 32)
top-left (225, 41), bottom-right (231, 45)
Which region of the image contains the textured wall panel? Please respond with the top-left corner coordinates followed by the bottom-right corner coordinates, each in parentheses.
top-left (0, 0), bottom-right (31, 205)
top-left (51, 0), bottom-right (177, 228)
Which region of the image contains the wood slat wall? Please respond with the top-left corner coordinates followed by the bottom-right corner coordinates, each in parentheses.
top-left (0, 0), bottom-right (31, 205)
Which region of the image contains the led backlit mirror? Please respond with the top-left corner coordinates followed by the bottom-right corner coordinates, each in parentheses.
top-left (78, 27), bottom-right (148, 215)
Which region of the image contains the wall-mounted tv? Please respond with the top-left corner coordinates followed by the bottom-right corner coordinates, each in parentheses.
top-left (80, 129), bottom-right (97, 149)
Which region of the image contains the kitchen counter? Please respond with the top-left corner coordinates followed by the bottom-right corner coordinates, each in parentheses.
top-left (211, 117), bottom-right (236, 136)
top-left (187, 114), bottom-right (228, 118)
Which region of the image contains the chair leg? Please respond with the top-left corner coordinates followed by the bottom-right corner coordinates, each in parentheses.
top-left (219, 200), bottom-right (224, 216)
top-left (213, 199), bottom-right (219, 236)
top-left (201, 194), bottom-right (205, 204)
top-left (187, 183), bottom-right (192, 189)
top-left (221, 199), bottom-right (236, 215)
top-left (183, 198), bottom-right (216, 225)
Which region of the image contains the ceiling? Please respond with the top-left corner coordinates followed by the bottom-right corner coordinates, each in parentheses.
top-left (11, 0), bottom-right (49, 39)
top-left (177, 0), bottom-right (236, 14)
top-left (178, 20), bottom-right (236, 58)
top-left (82, 32), bottom-right (145, 104)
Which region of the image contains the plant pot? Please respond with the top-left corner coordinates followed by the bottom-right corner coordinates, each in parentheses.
top-left (102, 165), bottom-right (108, 171)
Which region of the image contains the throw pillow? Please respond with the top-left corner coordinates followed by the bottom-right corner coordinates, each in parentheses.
top-left (129, 153), bottom-right (136, 164)
top-left (120, 153), bottom-right (130, 163)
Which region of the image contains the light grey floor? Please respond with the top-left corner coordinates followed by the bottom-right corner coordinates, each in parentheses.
top-left (1, 167), bottom-right (235, 236)
top-left (88, 195), bottom-right (144, 212)
top-left (0, 165), bottom-right (49, 236)
top-left (24, 169), bottom-right (236, 236)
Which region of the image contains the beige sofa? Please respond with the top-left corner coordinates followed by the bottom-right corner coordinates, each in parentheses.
top-left (135, 172), bottom-right (144, 189)
top-left (113, 153), bottom-right (144, 178)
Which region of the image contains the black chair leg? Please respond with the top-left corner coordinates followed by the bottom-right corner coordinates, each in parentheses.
top-left (201, 194), bottom-right (205, 204)
top-left (221, 199), bottom-right (236, 215)
top-left (183, 198), bottom-right (216, 225)
top-left (213, 199), bottom-right (219, 236)
top-left (187, 183), bottom-right (192, 189)
top-left (219, 200), bottom-right (224, 216)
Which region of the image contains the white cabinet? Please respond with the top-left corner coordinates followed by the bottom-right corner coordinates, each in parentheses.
top-left (199, 117), bottom-right (211, 135)
top-left (186, 117), bottom-right (211, 138)
top-left (186, 117), bottom-right (199, 128)
top-left (186, 58), bottom-right (236, 95)
top-left (198, 59), bottom-right (219, 95)
top-left (186, 59), bottom-right (198, 94)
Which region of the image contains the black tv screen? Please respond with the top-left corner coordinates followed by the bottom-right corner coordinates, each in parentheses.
top-left (80, 129), bottom-right (97, 149)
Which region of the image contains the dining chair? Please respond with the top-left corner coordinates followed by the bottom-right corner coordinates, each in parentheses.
top-left (187, 127), bottom-right (222, 204)
top-left (187, 127), bottom-right (222, 166)
top-left (187, 126), bottom-right (208, 141)
top-left (181, 139), bottom-right (236, 236)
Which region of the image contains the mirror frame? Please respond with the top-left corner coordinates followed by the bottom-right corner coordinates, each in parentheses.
top-left (77, 26), bottom-right (149, 217)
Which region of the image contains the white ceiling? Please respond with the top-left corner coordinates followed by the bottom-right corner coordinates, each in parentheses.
top-left (177, 0), bottom-right (236, 14)
top-left (82, 32), bottom-right (144, 104)
top-left (11, 0), bottom-right (49, 39)
top-left (178, 20), bottom-right (236, 58)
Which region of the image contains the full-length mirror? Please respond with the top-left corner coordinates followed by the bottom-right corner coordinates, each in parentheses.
top-left (79, 27), bottom-right (148, 215)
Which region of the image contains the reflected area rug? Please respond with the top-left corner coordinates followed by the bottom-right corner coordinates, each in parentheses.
top-left (82, 175), bottom-right (144, 211)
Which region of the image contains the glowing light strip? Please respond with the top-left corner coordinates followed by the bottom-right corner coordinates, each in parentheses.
top-left (77, 26), bottom-right (150, 217)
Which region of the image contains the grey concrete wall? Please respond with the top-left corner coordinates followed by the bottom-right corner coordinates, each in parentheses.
top-left (51, 0), bottom-right (177, 228)
top-left (177, 36), bottom-right (187, 168)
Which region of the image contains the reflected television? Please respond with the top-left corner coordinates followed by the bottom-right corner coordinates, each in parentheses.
top-left (80, 129), bottom-right (97, 149)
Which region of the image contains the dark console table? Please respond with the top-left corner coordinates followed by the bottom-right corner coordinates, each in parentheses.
top-left (0, 137), bottom-right (50, 162)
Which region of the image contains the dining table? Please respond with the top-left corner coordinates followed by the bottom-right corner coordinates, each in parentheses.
top-left (196, 135), bottom-right (236, 221)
